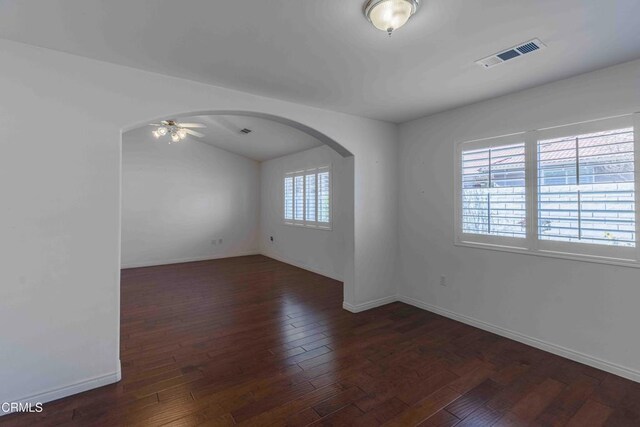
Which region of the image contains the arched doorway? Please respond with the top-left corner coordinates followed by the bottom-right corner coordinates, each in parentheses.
top-left (119, 111), bottom-right (356, 360)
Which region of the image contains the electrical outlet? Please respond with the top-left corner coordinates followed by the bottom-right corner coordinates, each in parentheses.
top-left (270, 236), bottom-right (274, 242)
top-left (440, 275), bottom-right (447, 287)
top-left (218, 239), bottom-right (223, 244)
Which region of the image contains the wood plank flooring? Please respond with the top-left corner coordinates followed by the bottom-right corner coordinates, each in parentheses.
top-left (2, 255), bottom-right (639, 426)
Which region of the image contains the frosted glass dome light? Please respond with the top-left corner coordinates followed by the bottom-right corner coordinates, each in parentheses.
top-left (364, 0), bottom-right (420, 36)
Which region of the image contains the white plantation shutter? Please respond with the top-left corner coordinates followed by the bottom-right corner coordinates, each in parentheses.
top-left (305, 174), bottom-right (316, 222)
top-left (461, 142), bottom-right (527, 240)
top-left (283, 166), bottom-right (331, 229)
top-left (317, 169), bottom-right (331, 224)
top-left (456, 114), bottom-right (640, 266)
top-left (294, 175), bottom-right (304, 221)
top-left (537, 127), bottom-right (635, 248)
top-left (284, 176), bottom-right (293, 220)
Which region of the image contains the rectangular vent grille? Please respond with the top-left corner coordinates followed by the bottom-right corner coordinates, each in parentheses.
top-left (497, 49), bottom-right (520, 61)
top-left (517, 42), bottom-right (540, 54)
top-left (476, 38), bottom-right (546, 69)
top-left (240, 128), bottom-right (252, 134)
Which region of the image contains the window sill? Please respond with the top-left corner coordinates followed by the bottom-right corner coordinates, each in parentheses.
top-left (454, 239), bottom-right (640, 269)
top-left (283, 221), bottom-right (332, 231)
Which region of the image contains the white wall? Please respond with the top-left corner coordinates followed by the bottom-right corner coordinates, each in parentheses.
top-left (0, 39), bottom-right (398, 406)
top-left (397, 59), bottom-right (640, 381)
top-left (121, 128), bottom-right (259, 268)
top-left (260, 146), bottom-right (353, 281)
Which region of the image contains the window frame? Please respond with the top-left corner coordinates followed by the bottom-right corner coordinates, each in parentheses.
top-left (283, 165), bottom-right (332, 230)
top-left (454, 113), bottom-right (640, 268)
top-left (455, 132), bottom-right (530, 250)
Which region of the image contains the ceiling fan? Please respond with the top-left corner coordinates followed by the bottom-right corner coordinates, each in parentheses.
top-left (149, 120), bottom-right (206, 143)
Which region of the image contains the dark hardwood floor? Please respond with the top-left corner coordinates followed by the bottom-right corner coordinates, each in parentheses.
top-left (2, 255), bottom-right (639, 426)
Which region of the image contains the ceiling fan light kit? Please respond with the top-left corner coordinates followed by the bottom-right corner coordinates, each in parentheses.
top-left (150, 120), bottom-right (205, 144)
top-left (364, 0), bottom-right (420, 36)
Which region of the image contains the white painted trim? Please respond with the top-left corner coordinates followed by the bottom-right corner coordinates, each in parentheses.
top-left (341, 293), bottom-right (640, 383)
top-left (120, 250), bottom-right (260, 269)
top-left (455, 240), bottom-right (640, 269)
top-left (0, 362), bottom-right (121, 417)
top-left (261, 252), bottom-right (343, 282)
top-left (342, 295), bottom-right (397, 313)
top-left (397, 294), bottom-right (640, 384)
top-left (124, 250), bottom-right (343, 280)
top-left (41, 241), bottom-right (329, 410)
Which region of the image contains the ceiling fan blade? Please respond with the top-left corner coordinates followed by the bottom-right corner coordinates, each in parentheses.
top-left (149, 123), bottom-right (163, 126)
top-left (176, 122), bottom-right (206, 128)
top-left (161, 120), bottom-right (170, 125)
top-left (185, 129), bottom-right (205, 138)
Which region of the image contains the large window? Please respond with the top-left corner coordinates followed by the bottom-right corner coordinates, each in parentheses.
top-left (284, 166), bottom-right (331, 229)
top-left (456, 114), bottom-right (639, 266)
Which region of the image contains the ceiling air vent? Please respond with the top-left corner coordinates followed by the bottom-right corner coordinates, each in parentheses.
top-left (240, 128), bottom-right (252, 134)
top-left (476, 38), bottom-right (546, 69)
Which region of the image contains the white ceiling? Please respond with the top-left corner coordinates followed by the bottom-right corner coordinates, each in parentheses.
top-left (125, 115), bottom-right (323, 162)
top-left (1, 1), bottom-right (639, 123)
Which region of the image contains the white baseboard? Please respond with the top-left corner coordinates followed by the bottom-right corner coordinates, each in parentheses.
top-left (121, 250), bottom-right (259, 269)
top-left (342, 295), bottom-right (397, 313)
top-left (397, 294), bottom-right (640, 384)
top-left (11, 252), bottom-right (334, 415)
top-left (0, 361), bottom-right (121, 417)
top-left (123, 251), bottom-right (343, 281)
top-left (261, 252), bottom-right (343, 282)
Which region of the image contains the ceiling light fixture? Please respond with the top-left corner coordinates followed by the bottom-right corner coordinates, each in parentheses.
top-left (149, 120), bottom-right (206, 144)
top-left (364, 0), bottom-right (420, 36)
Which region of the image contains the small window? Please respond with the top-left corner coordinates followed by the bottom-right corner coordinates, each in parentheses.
top-left (284, 166), bottom-right (331, 229)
